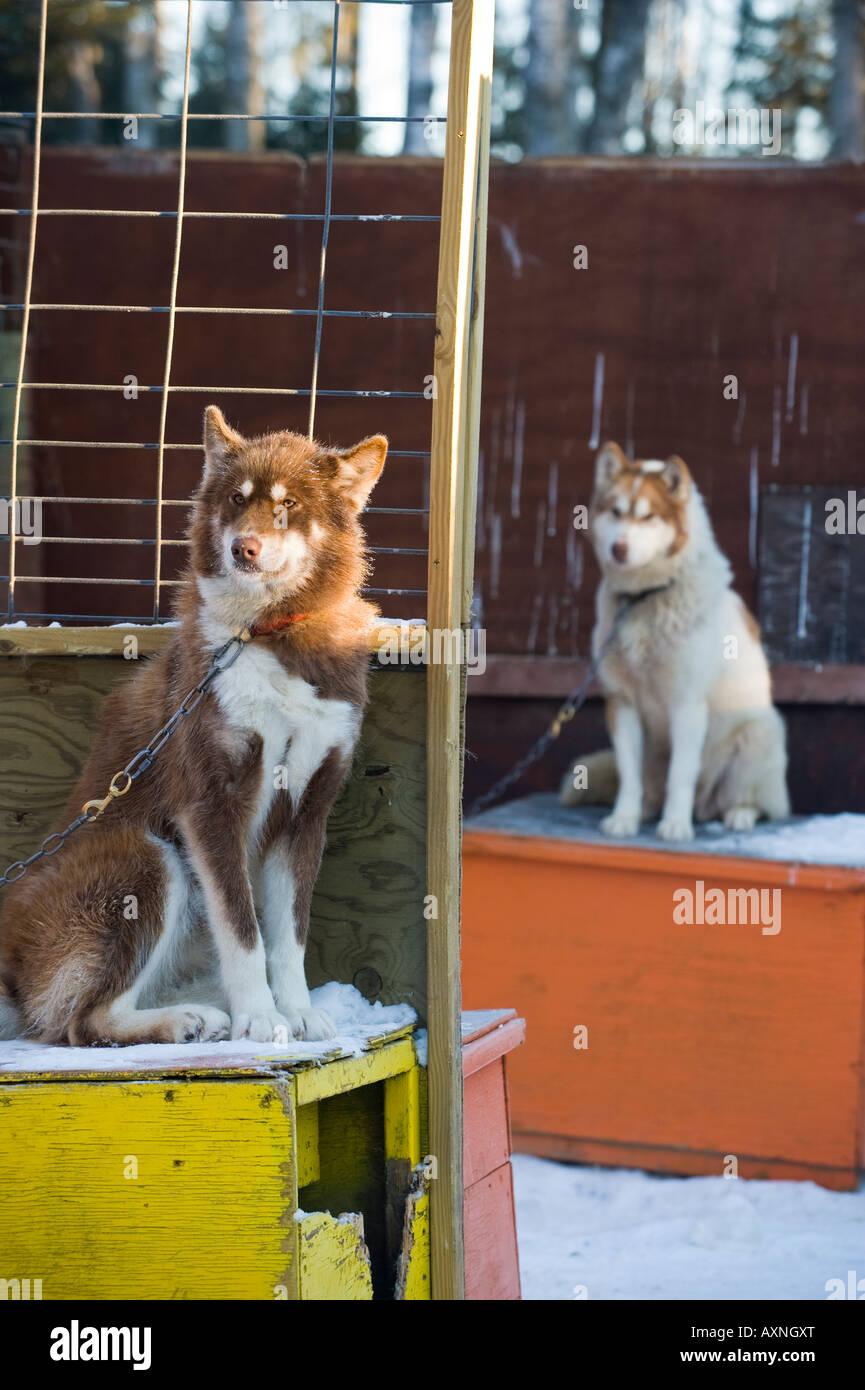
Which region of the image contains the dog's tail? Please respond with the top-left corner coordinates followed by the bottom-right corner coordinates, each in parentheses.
top-left (0, 978), bottom-right (21, 1040)
top-left (559, 748), bottom-right (619, 808)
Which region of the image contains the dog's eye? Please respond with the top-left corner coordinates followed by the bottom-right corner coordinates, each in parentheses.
top-left (231, 491), bottom-right (246, 506)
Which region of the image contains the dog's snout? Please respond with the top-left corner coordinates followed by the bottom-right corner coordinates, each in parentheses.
top-left (231, 534), bottom-right (262, 564)
top-left (611, 539), bottom-right (628, 564)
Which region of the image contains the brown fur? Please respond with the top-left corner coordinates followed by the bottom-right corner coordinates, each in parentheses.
top-left (0, 409), bottom-right (387, 1044)
top-left (592, 443), bottom-right (692, 559)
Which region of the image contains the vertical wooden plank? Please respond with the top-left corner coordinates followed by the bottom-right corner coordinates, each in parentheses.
top-left (461, 56), bottom-right (492, 624)
top-left (426, 0), bottom-right (495, 1300)
top-left (383, 1064), bottom-right (423, 1275)
top-left (296, 1212), bottom-right (374, 1301)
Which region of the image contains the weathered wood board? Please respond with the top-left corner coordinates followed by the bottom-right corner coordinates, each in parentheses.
top-left (0, 1076), bottom-right (300, 1301)
top-left (0, 656), bottom-right (428, 1018)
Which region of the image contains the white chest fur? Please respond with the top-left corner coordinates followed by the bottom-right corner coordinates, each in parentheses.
top-left (213, 643), bottom-right (359, 845)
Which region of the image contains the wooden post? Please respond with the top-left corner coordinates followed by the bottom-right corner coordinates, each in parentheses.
top-left (426, 0), bottom-right (495, 1301)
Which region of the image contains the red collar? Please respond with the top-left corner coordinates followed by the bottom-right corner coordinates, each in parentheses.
top-left (249, 612), bottom-right (312, 638)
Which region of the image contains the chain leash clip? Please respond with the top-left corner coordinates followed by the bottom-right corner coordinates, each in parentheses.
top-left (1, 627), bottom-right (255, 888)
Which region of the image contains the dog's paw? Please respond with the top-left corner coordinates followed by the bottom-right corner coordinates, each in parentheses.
top-left (231, 1009), bottom-right (291, 1044)
top-left (168, 1005), bottom-right (231, 1044)
top-left (657, 815), bottom-right (694, 842)
top-left (278, 1004), bottom-right (338, 1042)
top-left (601, 809), bottom-right (640, 838)
top-left (723, 806), bottom-right (758, 831)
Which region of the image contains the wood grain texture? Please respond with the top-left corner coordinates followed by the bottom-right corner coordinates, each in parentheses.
top-left (296, 1101), bottom-right (320, 1188)
top-left (0, 1077), bottom-right (299, 1299)
top-left (0, 656), bottom-right (134, 864)
top-left (461, 49), bottom-right (491, 627)
top-left (293, 1037), bottom-right (417, 1107)
top-left (296, 1211), bottom-right (373, 1301)
top-left (0, 621), bottom-right (428, 659)
top-left (463, 1058), bottom-right (510, 1189)
top-left (462, 1016), bottom-right (526, 1079)
top-left (464, 1163), bottom-right (521, 1301)
top-left (307, 668), bottom-right (427, 1017)
top-left (384, 1065), bottom-right (422, 1274)
top-left (425, 0), bottom-right (494, 1301)
top-left (394, 1172), bottom-right (431, 1301)
top-left (462, 828), bottom-right (865, 1189)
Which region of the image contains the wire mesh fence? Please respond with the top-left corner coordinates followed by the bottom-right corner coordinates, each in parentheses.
top-left (0, 0), bottom-right (453, 624)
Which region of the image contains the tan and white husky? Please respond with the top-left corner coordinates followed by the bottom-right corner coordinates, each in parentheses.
top-left (0, 407), bottom-right (387, 1046)
top-left (560, 442), bottom-right (789, 840)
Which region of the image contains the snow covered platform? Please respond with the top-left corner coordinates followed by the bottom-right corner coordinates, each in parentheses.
top-left (462, 794), bottom-right (865, 1192)
top-left (0, 983), bottom-right (417, 1080)
top-left (466, 796), bottom-right (865, 870)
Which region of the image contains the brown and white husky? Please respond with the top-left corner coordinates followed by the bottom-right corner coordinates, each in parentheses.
top-left (560, 442), bottom-right (789, 840)
top-left (0, 407), bottom-right (387, 1046)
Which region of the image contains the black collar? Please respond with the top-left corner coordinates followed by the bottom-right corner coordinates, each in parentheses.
top-left (614, 581), bottom-right (674, 608)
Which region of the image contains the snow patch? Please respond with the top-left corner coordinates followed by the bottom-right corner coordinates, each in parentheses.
top-left (513, 1155), bottom-right (865, 1301)
top-left (412, 1027), bottom-right (428, 1068)
top-left (469, 796), bottom-right (865, 869)
top-left (0, 982), bottom-right (416, 1074)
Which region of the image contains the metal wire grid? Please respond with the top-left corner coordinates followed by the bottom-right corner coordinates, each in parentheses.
top-left (1, 0), bottom-right (452, 623)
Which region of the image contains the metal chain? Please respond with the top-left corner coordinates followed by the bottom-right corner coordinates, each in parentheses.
top-left (0, 630), bottom-right (251, 888)
top-left (465, 585), bottom-right (670, 819)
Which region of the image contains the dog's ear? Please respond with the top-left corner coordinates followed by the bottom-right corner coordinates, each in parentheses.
top-left (661, 454), bottom-right (690, 496)
top-left (202, 406), bottom-right (245, 479)
top-left (595, 441), bottom-right (627, 487)
top-left (325, 435), bottom-right (388, 511)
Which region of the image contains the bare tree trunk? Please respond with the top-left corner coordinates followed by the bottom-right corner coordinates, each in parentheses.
top-left (68, 39), bottom-right (101, 145)
top-left (226, 0), bottom-right (265, 152)
top-left (403, 1), bottom-right (437, 154)
top-left (525, 0), bottom-right (579, 155)
top-left (123, 2), bottom-right (161, 149)
top-left (831, 0), bottom-right (864, 160)
top-left (584, 0), bottom-right (653, 155)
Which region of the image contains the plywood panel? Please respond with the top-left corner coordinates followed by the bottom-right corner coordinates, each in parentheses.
top-left (309, 668), bottom-right (427, 1017)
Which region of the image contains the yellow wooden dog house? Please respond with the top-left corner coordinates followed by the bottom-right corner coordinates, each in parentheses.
top-left (0, 0), bottom-right (504, 1300)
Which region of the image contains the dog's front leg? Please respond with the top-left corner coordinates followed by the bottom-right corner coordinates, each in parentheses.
top-left (601, 698), bottom-right (644, 837)
top-left (259, 839), bottom-right (336, 1042)
top-left (258, 750), bottom-right (348, 1041)
top-left (657, 699), bottom-right (708, 842)
top-left (179, 812), bottom-right (288, 1042)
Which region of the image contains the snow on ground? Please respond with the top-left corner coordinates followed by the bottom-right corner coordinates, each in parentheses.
top-left (513, 1155), bottom-right (865, 1301)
